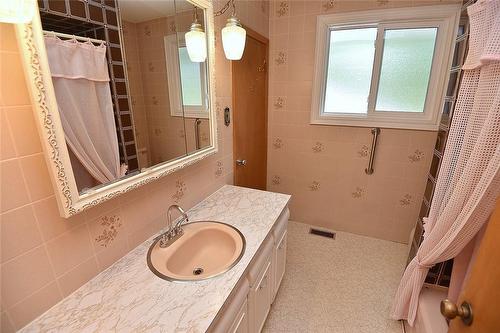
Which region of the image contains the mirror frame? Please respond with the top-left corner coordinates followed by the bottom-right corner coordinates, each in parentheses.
top-left (14, 0), bottom-right (218, 218)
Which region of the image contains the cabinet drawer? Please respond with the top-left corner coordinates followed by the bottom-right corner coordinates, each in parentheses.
top-left (247, 236), bottom-right (273, 287)
top-left (272, 208), bottom-right (289, 241)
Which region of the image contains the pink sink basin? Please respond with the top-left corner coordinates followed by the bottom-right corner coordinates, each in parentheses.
top-left (147, 221), bottom-right (246, 281)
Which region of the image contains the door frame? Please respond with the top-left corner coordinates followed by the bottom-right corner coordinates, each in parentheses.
top-left (231, 26), bottom-right (269, 188)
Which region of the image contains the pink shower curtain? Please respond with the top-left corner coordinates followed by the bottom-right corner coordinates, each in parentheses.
top-left (391, 0), bottom-right (500, 325)
top-left (44, 35), bottom-right (125, 184)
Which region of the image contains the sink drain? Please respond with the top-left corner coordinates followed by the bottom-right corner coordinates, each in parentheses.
top-left (193, 267), bottom-right (204, 276)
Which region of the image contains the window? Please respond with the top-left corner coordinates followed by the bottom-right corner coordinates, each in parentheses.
top-left (165, 35), bottom-right (209, 118)
top-left (375, 28), bottom-right (437, 113)
top-left (178, 47), bottom-right (204, 107)
top-left (311, 5), bottom-right (460, 130)
top-left (324, 28), bottom-right (377, 114)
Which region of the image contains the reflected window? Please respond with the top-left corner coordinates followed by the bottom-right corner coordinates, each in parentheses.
top-left (178, 46), bottom-right (204, 107)
top-left (165, 35), bottom-right (209, 118)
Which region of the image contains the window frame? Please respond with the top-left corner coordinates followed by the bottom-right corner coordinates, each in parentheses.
top-left (310, 5), bottom-right (461, 130)
top-left (164, 35), bottom-right (209, 119)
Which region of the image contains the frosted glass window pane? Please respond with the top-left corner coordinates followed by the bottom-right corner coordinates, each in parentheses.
top-left (375, 28), bottom-right (437, 113)
top-left (178, 47), bottom-right (203, 106)
top-left (324, 28), bottom-right (377, 114)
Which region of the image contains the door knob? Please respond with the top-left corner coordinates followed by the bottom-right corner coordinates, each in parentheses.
top-left (440, 299), bottom-right (473, 325)
top-left (236, 159), bottom-right (247, 166)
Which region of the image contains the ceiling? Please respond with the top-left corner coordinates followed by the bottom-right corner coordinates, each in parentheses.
top-left (118, 0), bottom-right (195, 23)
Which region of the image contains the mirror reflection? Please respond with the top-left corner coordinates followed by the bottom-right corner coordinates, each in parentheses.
top-left (172, 7), bottom-right (211, 155)
top-left (39, 0), bottom-right (212, 194)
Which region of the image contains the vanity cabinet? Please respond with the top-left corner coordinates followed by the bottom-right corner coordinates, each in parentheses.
top-left (228, 297), bottom-right (249, 333)
top-left (248, 239), bottom-right (274, 333)
top-left (209, 207), bottom-right (289, 333)
top-left (210, 279), bottom-right (250, 333)
top-left (251, 260), bottom-right (272, 332)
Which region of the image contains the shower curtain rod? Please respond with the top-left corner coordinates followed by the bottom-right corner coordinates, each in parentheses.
top-left (43, 30), bottom-right (107, 45)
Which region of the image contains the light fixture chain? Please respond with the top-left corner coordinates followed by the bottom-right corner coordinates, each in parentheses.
top-left (214, 0), bottom-right (236, 17)
top-left (192, 5), bottom-right (198, 22)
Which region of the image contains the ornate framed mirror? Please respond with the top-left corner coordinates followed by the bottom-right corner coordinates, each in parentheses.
top-left (15, 0), bottom-right (217, 217)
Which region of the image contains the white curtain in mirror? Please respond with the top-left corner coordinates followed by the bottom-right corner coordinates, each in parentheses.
top-left (44, 36), bottom-right (124, 184)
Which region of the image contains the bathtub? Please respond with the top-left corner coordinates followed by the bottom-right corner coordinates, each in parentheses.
top-left (404, 287), bottom-right (448, 333)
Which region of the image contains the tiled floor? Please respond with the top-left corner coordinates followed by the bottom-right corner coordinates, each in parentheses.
top-left (263, 221), bottom-right (407, 333)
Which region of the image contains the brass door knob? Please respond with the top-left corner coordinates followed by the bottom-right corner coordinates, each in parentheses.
top-left (440, 299), bottom-right (473, 326)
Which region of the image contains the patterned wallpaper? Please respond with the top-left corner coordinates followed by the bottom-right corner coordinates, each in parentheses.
top-left (266, 0), bottom-right (442, 243)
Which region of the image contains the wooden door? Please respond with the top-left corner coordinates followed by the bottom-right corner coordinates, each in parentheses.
top-left (232, 28), bottom-right (268, 190)
top-left (448, 198), bottom-right (500, 332)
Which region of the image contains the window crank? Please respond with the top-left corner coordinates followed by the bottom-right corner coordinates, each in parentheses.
top-left (236, 159), bottom-right (247, 166)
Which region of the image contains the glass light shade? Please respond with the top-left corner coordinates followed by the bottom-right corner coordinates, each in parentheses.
top-left (185, 25), bottom-right (207, 63)
top-left (222, 17), bottom-right (246, 60)
top-left (0, 0), bottom-right (35, 23)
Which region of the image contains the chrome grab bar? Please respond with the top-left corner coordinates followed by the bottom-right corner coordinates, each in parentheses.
top-left (194, 118), bottom-right (201, 150)
top-left (365, 127), bottom-right (380, 175)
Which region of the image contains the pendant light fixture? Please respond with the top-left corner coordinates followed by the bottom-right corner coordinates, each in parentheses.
top-left (215, 0), bottom-right (246, 60)
top-left (185, 6), bottom-right (207, 63)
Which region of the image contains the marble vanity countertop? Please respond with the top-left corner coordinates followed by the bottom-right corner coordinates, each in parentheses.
top-left (20, 185), bottom-right (291, 333)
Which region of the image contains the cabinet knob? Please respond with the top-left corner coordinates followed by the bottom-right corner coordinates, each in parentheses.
top-left (259, 275), bottom-right (268, 290)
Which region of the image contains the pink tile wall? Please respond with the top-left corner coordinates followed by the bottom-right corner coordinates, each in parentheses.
top-left (123, 13), bottom-right (218, 165)
top-left (135, 16), bottom-right (186, 164)
top-left (0, 1), bottom-right (270, 327)
top-left (121, 20), bottom-right (152, 168)
top-left (266, 0), bottom-right (449, 243)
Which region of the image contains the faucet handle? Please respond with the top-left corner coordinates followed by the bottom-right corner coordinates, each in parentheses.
top-left (158, 224), bottom-right (184, 248)
top-left (167, 204), bottom-right (188, 227)
top-left (176, 215), bottom-right (188, 227)
top-left (174, 225), bottom-right (184, 237)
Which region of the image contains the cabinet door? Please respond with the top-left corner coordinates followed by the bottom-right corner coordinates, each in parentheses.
top-left (229, 297), bottom-right (249, 333)
top-left (253, 260), bottom-right (272, 333)
top-left (274, 230), bottom-right (287, 294)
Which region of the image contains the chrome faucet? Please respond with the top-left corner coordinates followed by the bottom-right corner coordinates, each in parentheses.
top-left (159, 205), bottom-right (189, 248)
